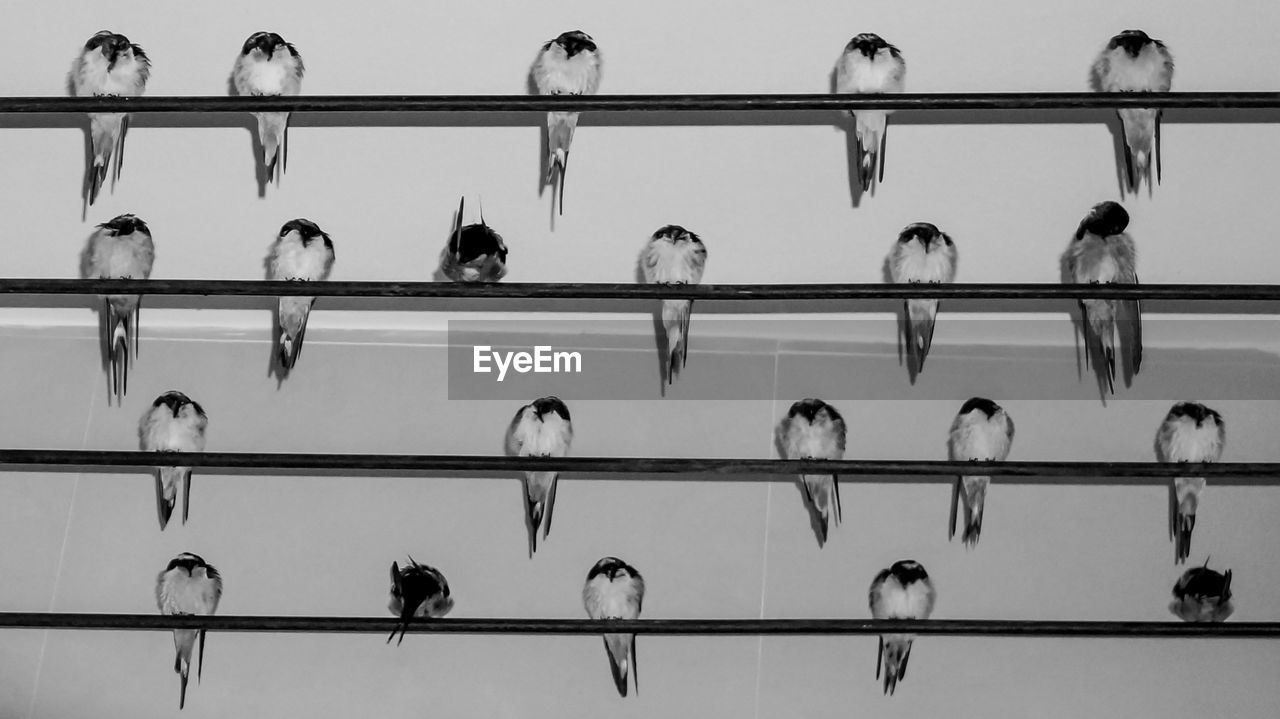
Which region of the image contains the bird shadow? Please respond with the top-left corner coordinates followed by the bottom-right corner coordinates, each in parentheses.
top-left (226, 74), bottom-right (275, 198)
top-left (879, 254), bottom-right (917, 384)
top-left (771, 422), bottom-right (828, 548)
top-left (633, 258), bottom-right (669, 396)
top-left (826, 67), bottom-right (869, 208)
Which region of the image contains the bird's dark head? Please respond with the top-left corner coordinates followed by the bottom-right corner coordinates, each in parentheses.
top-left (280, 218), bottom-right (332, 248)
top-left (1168, 401), bottom-right (1222, 429)
top-left (958, 397), bottom-right (1002, 419)
top-left (456, 224), bottom-right (508, 264)
top-left (1110, 30), bottom-right (1155, 58)
top-left (788, 398), bottom-right (842, 425)
top-left (898, 222), bottom-right (951, 250)
top-left (653, 225), bottom-right (701, 245)
top-left (152, 390), bottom-right (202, 418)
top-left (846, 33), bottom-right (898, 59)
top-left (1077, 201), bottom-right (1130, 239)
top-left (98, 213), bottom-right (150, 237)
top-left (243, 31), bottom-right (291, 58)
top-left (588, 556), bottom-right (640, 582)
top-left (165, 552), bottom-right (212, 575)
top-left (85, 32), bottom-right (138, 68)
top-left (532, 396), bottom-right (571, 422)
top-left (1172, 563), bottom-right (1231, 601)
top-left (889, 560), bottom-right (930, 584)
top-left (554, 30), bottom-right (597, 58)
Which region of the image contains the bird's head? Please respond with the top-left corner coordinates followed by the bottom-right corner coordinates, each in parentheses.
top-left (532, 396), bottom-right (571, 422)
top-left (85, 32), bottom-right (138, 68)
top-left (589, 556), bottom-right (640, 582)
top-left (846, 33), bottom-right (898, 59)
top-left (653, 225), bottom-right (701, 246)
top-left (897, 222), bottom-right (951, 251)
top-left (1110, 30), bottom-right (1156, 58)
top-left (98, 213), bottom-right (150, 237)
top-left (889, 560), bottom-right (930, 584)
top-left (243, 31), bottom-right (291, 59)
top-left (1077, 201), bottom-right (1130, 239)
top-left (958, 397), bottom-right (1002, 419)
top-left (165, 552), bottom-right (213, 576)
top-left (788, 398), bottom-right (842, 425)
top-left (280, 218), bottom-right (331, 248)
top-left (1168, 401), bottom-right (1223, 429)
top-left (152, 390), bottom-right (202, 419)
top-left (554, 30), bottom-right (598, 58)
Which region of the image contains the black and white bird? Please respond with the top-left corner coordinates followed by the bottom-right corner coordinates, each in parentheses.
top-left (583, 557), bottom-right (644, 698)
top-left (947, 398), bottom-right (1014, 548)
top-left (1063, 201), bottom-right (1143, 396)
top-left (232, 32), bottom-right (304, 184)
top-left (440, 197), bottom-right (509, 283)
top-left (640, 225), bottom-right (708, 385)
top-left (887, 222), bottom-right (956, 378)
top-left (530, 31), bottom-right (602, 215)
top-left (267, 219), bottom-right (335, 372)
top-left (1092, 30), bottom-right (1174, 193)
top-left (779, 399), bottom-right (847, 547)
top-left (834, 34), bottom-right (905, 192)
top-left (1170, 559), bottom-right (1234, 623)
top-left (156, 552), bottom-right (222, 710)
top-left (505, 396), bottom-right (573, 557)
top-left (387, 557), bottom-right (454, 645)
top-left (1155, 402), bottom-right (1225, 564)
top-left (139, 391), bottom-right (207, 530)
top-left (83, 214), bottom-right (154, 402)
top-left (869, 560), bottom-right (935, 696)
top-left (71, 31), bottom-right (150, 205)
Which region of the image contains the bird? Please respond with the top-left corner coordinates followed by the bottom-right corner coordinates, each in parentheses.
top-left (887, 222), bottom-right (957, 378)
top-left (1170, 559), bottom-right (1234, 623)
top-left (266, 218), bottom-right (335, 372)
top-left (504, 396), bottom-right (573, 557)
top-left (1062, 201), bottom-right (1143, 396)
top-left (869, 559), bottom-right (935, 696)
top-left (231, 31), bottom-right (304, 184)
top-left (530, 30), bottom-right (602, 215)
top-left (440, 197), bottom-right (509, 283)
top-left (947, 398), bottom-right (1015, 548)
top-left (83, 214), bottom-right (154, 402)
top-left (71, 31), bottom-right (151, 205)
top-left (138, 391), bottom-right (208, 530)
top-left (387, 557), bottom-right (454, 645)
top-left (1155, 402), bottom-right (1225, 564)
top-left (639, 225), bottom-right (708, 385)
top-left (155, 552), bottom-right (222, 710)
top-left (1092, 30), bottom-right (1174, 193)
top-left (834, 33), bottom-right (905, 192)
top-left (582, 557), bottom-right (644, 697)
top-left (779, 399), bottom-right (847, 547)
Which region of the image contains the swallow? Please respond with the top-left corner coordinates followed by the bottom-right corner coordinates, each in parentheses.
top-left (139, 391), bottom-right (208, 530)
top-left (887, 222), bottom-right (957, 377)
top-left (834, 33), bottom-right (905, 192)
top-left (505, 396), bottom-right (573, 557)
top-left (387, 557), bottom-right (454, 645)
top-left (947, 398), bottom-right (1015, 548)
top-left (1170, 558), bottom-right (1234, 623)
top-left (71, 31), bottom-right (151, 205)
top-left (1062, 201), bottom-right (1143, 396)
top-left (582, 557), bottom-right (645, 697)
top-left (640, 225), bottom-right (708, 385)
top-left (1092, 30), bottom-right (1174, 193)
top-left (232, 32), bottom-right (304, 184)
top-left (156, 552), bottom-right (222, 710)
top-left (83, 214), bottom-right (154, 402)
top-left (779, 399), bottom-right (847, 547)
top-left (1155, 402), bottom-right (1225, 564)
top-left (869, 559), bottom-right (935, 696)
top-left (531, 31), bottom-right (602, 215)
top-left (440, 197), bottom-right (509, 283)
top-left (267, 219), bottom-right (335, 372)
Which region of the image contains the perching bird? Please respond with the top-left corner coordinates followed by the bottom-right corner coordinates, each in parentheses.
top-left (531, 31), bottom-right (602, 215)
top-left (780, 399), bottom-right (847, 547)
top-left (583, 556), bottom-right (645, 698)
top-left (1063, 201), bottom-right (1143, 395)
top-left (640, 225), bottom-right (708, 385)
top-left (1155, 402), bottom-right (1225, 564)
top-left (139, 391), bottom-right (208, 530)
top-left (869, 559), bottom-right (935, 696)
top-left (505, 396), bottom-right (573, 557)
top-left (1170, 559), bottom-right (1234, 623)
top-left (1092, 30), bottom-right (1174, 193)
top-left (887, 222), bottom-right (956, 377)
top-left (71, 31), bottom-right (150, 205)
top-left (440, 197), bottom-right (509, 283)
top-left (947, 398), bottom-right (1015, 548)
top-left (387, 557), bottom-right (454, 645)
top-left (267, 218), bottom-right (335, 372)
top-left (232, 32), bottom-right (304, 184)
top-left (156, 552), bottom-right (222, 710)
top-left (84, 214), bottom-right (154, 402)
top-left (834, 33), bottom-right (905, 192)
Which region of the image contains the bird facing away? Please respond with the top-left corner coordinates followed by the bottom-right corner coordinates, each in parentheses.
top-left (947, 397), bottom-right (1014, 548)
top-left (1092, 30), bottom-right (1174, 194)
top-left (156, 552), bottom-right (222, 710)
top-left (1155, 402), bottom-right (1225, 564)
top-left (387, 557), bottom-right (454, 645)
top-left (640, 225), bottom-right (708, 386)
top-left (83, 213), bottom-right (154, 402)
top-left (440, 197), bottom-right (509, 283)
top-left (72, 31), bottom-right (151, 205)
top-left (834, 33), bottom-right (905, 193)
top-left (139, 391), bottom-right (208, 530)
top-left (779, 399), bottom-right (847, 546)
top-left (505, 396), bottom-right (573, 557)
top-left (583, 556), bottom-right (645, 697)
top-left (1170, 559), bottom-right (1234, 622)
top-left (887, 222), bottom-right (957, 379)
top-left (232, 31), bottom-right (304, 184)
top-left (267, 218), bottom-right (335, 373)
top-left (869, 559), bottom-right (936, 696)
top-left (531, 30), bottom-right (602, 215)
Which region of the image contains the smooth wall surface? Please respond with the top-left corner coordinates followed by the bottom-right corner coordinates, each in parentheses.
top-left (2, 0), bottom-right (1280, 717)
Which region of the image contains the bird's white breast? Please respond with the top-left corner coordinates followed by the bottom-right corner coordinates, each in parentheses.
top-left (90, 232), bottom-right (154, 279)
top-left (1160, 416), bottom-right (1225, 463)
top-left (891, 241), bottom-right (956, 283)
top-left (512, 410), bottom-right (572, 457)
top-left (872, 578), bottom-right (935, 619)
top-left (75, 51), bottom-right (147, 96)
top-left (235, 52), bottom-right (302, 95)
top-left (270, 232), bottom-right (333, 281)
top-left (642, 239), bottom-right (705, 284)
top-left (534, 48), bottom-right (601, 95)
top-left (584, 575), bottom-right (640, 619)
top-left (785, 418), bottom-right (843, 460)
top-left (1069, 234), bottom-right (1134, 284)
top-left (835, 50), bottom-right (905, 94)
top-left (1099, 46), bottom-right (1173, 92)
top-left (949, 412), bottom-right (1011, 461)
top-left (142, 407), bottom-right (206, 452)
top-left (159, 570), bottom-right (219, 614)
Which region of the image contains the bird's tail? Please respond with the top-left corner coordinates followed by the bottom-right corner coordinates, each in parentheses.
top-left (905, 298), bottom-right (939, 376)
top-left (800, 474), bottom-right (839, 547)
top-left (877, 633), bottom-right (914, 696)
top-left (546, 111), bottom-right (579, 215)
top-left (255, 111), bottom-right (291, 184)
top-left (523, 471), bottom-right (558, 556)
top-left (87, 113), bottom-right (126, 205)
top-left (277, 296), bottom-right (315, 370)
top-left (154, 464), bottom-right (186, 530)
top-left (1118, 108), bottom-right (1158, 193)
top-left (173, 628), bottom-right (197, 709)
top-left (662, 299), bottom-right (693, 385)
top-left (853, 111), bottom-right (889, 191)
top-left (104, 295), bottom-right (138, 401)
top-left (1082, 298), bottom-right (1117, 394)
top-left (603, 632), bottom-right (634, 698)
top-left (959, 475), bottom-right (989, 548)
top-left (1173, 476), bottom-right (1205, 564)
